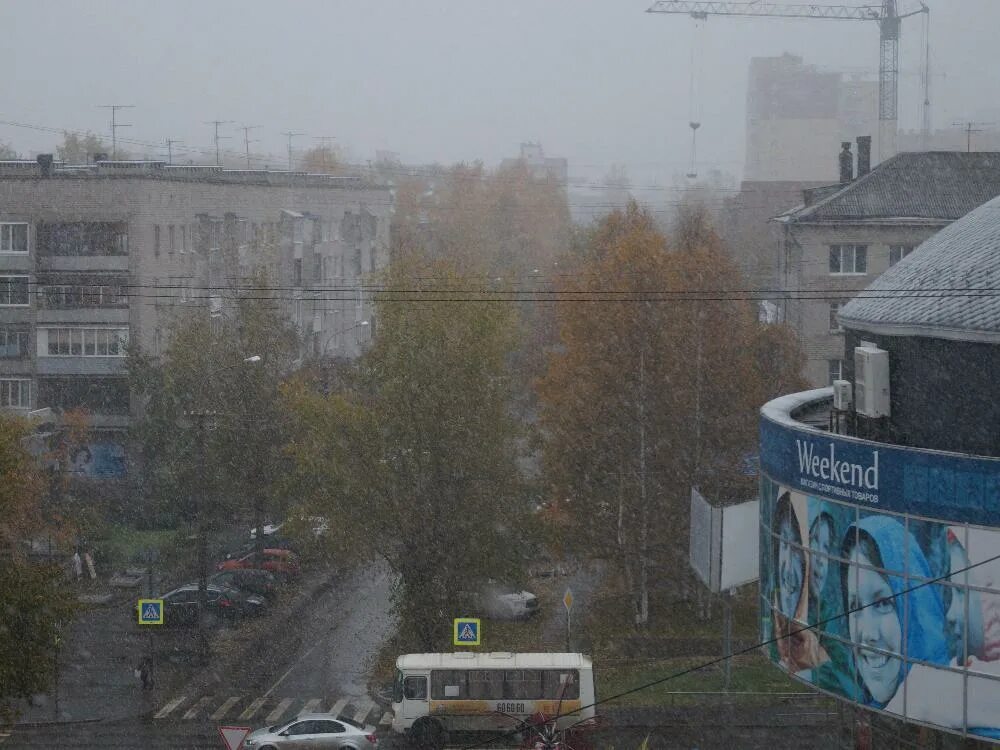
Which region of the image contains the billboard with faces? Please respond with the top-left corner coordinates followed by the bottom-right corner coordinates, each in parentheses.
top-left (759, 417), bottom-right (1000, 742)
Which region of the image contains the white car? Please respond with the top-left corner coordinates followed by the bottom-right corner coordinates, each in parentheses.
top-left (476, 585), bottom-right (539, 620)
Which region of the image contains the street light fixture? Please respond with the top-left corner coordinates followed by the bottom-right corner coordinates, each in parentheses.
top-left (319, 320), bottom-right (369, 358)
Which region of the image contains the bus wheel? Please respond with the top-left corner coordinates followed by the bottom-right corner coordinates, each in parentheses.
top-left (410, 718), bottom-right (446, 750)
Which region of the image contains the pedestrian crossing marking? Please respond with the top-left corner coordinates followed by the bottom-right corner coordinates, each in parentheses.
top-left (154, 695), bottom-right (187, 719)
top-left (238, 697), bottom-right (267, 721)
top-left (353, 698), bottom-right (375, 724)
top-left (211, 696), bottom-right (242, 721)
top-left (265, 697), bottom-right (293, 724)
top-left (153, 693), bottom-right (391, 727)
top-left (182, 695), bottom-right (214, 720)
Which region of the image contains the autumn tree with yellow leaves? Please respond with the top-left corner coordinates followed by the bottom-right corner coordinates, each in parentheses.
top-left (537, 201), bottom-right (805, 625)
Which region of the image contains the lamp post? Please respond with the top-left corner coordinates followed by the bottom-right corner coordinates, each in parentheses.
top-left (319, 320), bottom-right (369, 358)
top-left (188, 354), bottom-right (261, 663)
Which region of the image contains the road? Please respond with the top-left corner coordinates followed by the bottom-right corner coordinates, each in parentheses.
top-left (4, 562), bottom-right (397, 749)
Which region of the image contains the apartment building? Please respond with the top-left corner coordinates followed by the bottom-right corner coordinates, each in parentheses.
top-left (773, 146), bottom-right (1000, 387)
top-left (0, 157), bottom-right (391, 475)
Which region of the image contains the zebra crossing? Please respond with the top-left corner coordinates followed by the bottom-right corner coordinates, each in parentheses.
top-left (151, 693), bottom-right (391, 731)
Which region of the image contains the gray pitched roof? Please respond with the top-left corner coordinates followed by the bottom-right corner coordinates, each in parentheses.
top-left (780, 151), bottom-right (1000, 223)
top-left (839, 195), bottom-right (1000, 343)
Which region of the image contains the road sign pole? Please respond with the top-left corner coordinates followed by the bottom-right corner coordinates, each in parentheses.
top-left (566, 610), bottom-right (571, 652)
top-left (563, 588), bottom-right (574, 652)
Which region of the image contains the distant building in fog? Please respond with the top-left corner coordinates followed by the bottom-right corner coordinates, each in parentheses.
top-left (500, 143), bottom-right (568, 184)
top-left (745, 53), bottom-right (880, 182)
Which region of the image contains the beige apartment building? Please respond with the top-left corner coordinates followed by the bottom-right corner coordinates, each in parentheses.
top-left (0, 157), bottom-right (391, 476)
top-left (774, 149), bottom-right (1000, 387)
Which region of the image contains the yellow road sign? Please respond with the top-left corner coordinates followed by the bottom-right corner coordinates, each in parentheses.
top-left (453, 617), bottom-right (481, 646)
top-left (138, 598), bottom-right (164, 625)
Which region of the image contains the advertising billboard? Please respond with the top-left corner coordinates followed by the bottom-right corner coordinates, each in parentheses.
top-left (760, 417), bottom-right (1000, 742)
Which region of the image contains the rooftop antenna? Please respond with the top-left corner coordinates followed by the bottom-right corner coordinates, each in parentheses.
top-left (312, 136), bottom-right (337, 172)
top-left (281, 131), bottom-right (305, 171)
top-left (240, 125), bottom-right (261, 169)
top-left (952, 121), bottom-right (995, 153)
top-left (98, 104), bottom-right (134, 159)
top-left (205, 120), bottom-right (234, 166)
top-left (165, 138), bottom-right (182, 166)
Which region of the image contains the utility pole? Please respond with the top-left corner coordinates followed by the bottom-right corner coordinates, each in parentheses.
top-left (240, 125), bottom-right (261, 169)
top-left (98, 104), bottom-right (134, 159)
top-left (205, 120), bottom-right (234, 166)
top-left (312, 136), bottom-right (337, 173)
top-left (165, 138), bottom-right (182, 166)
top-left (281, 131), bottom-right (305, 171)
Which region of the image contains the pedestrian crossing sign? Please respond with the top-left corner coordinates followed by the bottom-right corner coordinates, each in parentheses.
top-left (453, 617), bottom-right (481, 646)
top-left (138, 598), bottom-right (164, 625)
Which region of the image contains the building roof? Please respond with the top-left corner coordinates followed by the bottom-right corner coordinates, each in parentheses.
top-left (776, 151), bottom-right (1000, 224)
top-left (839, 195), bottom-right (1000, 343)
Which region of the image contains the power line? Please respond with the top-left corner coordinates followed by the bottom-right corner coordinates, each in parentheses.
top-left (459, 548), bottom-right (1000, 749)
top-left (281, 131), bottom-right (305, 171)
top-left (240, 125), bottom-right (261, 170)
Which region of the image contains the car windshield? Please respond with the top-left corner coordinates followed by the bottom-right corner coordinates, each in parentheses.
top-left (3, 4), bottom-right (997, 749)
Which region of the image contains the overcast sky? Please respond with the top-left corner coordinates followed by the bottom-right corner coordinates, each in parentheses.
top-left (1, 0), bottom-right (998, 185)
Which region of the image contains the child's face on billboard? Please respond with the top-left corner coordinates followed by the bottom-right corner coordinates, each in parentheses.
top-left (810, 518), bottom-right (833, 597)
top-left (947, 541), bottom-right (984, 659)
top-left (848, 546), bottom-right (903, 705)
top-left (778, 514), bottom-right (804, 618)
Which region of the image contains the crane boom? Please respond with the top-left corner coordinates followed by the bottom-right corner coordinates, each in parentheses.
top-left (646, 2), bottom-right (883, 20)
top-left (647, 0), bottom-right (929, 158)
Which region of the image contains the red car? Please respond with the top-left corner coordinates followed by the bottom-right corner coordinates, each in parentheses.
top-left (217, 548), bottom-right (301, 579)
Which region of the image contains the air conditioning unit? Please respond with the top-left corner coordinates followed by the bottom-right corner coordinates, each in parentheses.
top-left (832, 379), bottom-right (853, 411)
top-left (854, 344), bottom-right (890, 418)
top-left (312, 314), bottom-right (322, 333)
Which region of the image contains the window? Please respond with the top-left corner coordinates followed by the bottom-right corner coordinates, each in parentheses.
top-left (37, 377), bottom-right (129, 414)
top-left (181, 225), bottom-right (187, 253)
top-left (889, 244), bottom-right (914, 266)
top-left (0, 329), bottom-right (29, 358)
top-left (294, 258), bottom-right (303, 286)
top-left (0, 378), bottom-right (30, 408)
top-left (828, 359), bottom-right (844, 385)
top-left (404, 676), bottom-right (427, 700)
top-left (829, 300), bottom-right (846, 332)
top-left (829, 244), bottom-right (867, 274)
top-left (314, 721), bottom-right (345, 734)
top-left (38, 276), bottom-right (128, 308)
top-left (0, 223), bottom-right (28, 253)
top-left (168, 225), bottom-right (175, 254)
top-left (0, 276), bottom-right (29, 305)
top-left (36, 222), bottom-right (127, 256)
top-left (42, 327), bottom-right (128, 357)
top-left (154, 225), bottom-right (160, 257)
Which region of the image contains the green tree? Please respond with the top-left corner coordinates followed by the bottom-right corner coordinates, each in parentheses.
top-left (283, 252), bottom-right (528, 649)
top-left (298, 145), bottom-right (342, 175)
top-left (128, 282), bottom-right (299, 531)
top-left (537, 202), bottom-right (805, 624)
top-left (0, 415), bottom-right (75, 725)
top-left (56, 131), bottom-right (129, 163)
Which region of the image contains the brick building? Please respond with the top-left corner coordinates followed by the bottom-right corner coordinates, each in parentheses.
top-left (772, 148), bottom-right (1000, 387)
top-left (0, 157), bottom-right (391, 473)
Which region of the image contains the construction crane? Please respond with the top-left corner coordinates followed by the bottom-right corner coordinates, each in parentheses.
top-left (647, 1), bottom-right (930, 159)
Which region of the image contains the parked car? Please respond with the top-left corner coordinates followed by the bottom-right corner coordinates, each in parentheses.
top-left (217, 548), bottom-right (301, 579)
top-left (528, 558), bottom-right (569, 578)
top-left (210, 568), bottom-right (279, 600)
top-left (243, 713), bottom-right (377, 749)
top-left (150, 583), bottom-right (266, 627)
top-left (249, 522), bottom-right (284, 540)
top-left (473, 584), bottom-right (539, 620)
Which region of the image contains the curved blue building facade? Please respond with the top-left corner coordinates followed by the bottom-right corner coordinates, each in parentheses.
top-left (759, 389), bottom-right (1000, 742)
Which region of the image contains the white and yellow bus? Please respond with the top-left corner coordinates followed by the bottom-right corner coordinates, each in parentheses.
top-left (390, 652), bottom-right (595, 746)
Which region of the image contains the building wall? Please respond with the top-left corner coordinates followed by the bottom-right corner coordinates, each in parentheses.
top-left (780, 222), bottom-right (944, 386)
top-left (0, 168), bottom-right (391, 426)
top-left (842, 328), bottom-right (1000, 457)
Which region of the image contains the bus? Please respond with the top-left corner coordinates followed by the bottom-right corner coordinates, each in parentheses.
top-left (390, 652), bottom-right (595, 747)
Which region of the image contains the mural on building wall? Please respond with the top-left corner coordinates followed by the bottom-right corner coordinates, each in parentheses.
top-left (68, 441), bottom-right (126, 479)
top-left (760, 420), bottom-right (1000, 742)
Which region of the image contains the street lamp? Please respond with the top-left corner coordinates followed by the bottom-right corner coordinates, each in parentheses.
top-left (189, 353), bottom-right (261, 663)
top-left (319, 320), bottom-right (369, 358)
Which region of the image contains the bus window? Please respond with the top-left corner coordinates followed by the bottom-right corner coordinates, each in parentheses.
top-left (505, 669), bottom-right (544, 700)
top-left (404, 676), bottom-right (427, 700)
top-left (543, 670), bottom-right (579, 699)
top-left (431, 670), bottom-right (467, 699)
top-left (468, 669), bottom-right (503, 699)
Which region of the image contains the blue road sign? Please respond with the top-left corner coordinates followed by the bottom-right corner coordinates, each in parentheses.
top-left (453, 617), bottom-right (481, 646)
top-left (138, 598), bottom-right (164, 625)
